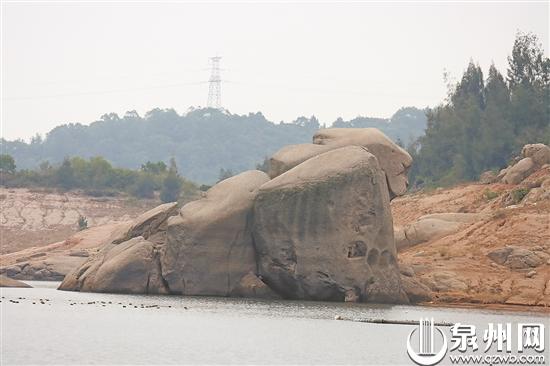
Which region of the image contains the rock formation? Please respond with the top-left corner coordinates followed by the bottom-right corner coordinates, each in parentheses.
top-left (160, 170), bottom-right (270, 296)
top-left (58, 128), bottom-right (411, 304)
top-left (268, 127), bottom-right (412, 200)
top-left (0, 275), bottom-right (31, 288)
top-left (254, 146), bottom-right (406, 303)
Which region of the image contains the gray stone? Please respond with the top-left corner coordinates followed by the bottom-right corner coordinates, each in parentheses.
top-left (160, 170), bottom-right (270, 296)
top-left (312, 128), bottom-right (413, 199)
top-left (253, 146), bottom-right (407, 303)
top-left (502, 158), bottom-right (535, 184)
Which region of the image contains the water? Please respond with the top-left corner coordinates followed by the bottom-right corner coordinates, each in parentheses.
top-left (1, 281), bottom-right (548, 365)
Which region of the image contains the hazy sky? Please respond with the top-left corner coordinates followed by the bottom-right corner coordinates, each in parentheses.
top-left (2, 1), bottom-right (548, 140)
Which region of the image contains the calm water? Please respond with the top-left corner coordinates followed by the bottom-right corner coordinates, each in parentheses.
top-left (1, 281), bottom-right (548, 365)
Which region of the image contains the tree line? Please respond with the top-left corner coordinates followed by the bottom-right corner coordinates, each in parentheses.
top-left (0, 154), bottom-right (198, 203)
top-left (1, 107), bottom-right (426, 184)
top-left (409, 31), bottom-right (550, 187)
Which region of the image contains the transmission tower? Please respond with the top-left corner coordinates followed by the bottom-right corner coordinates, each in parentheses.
top-left (207, 56), bottom-right (222, 109)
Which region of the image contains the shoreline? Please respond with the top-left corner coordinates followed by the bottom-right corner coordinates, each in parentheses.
top-left (13, 279), bottom-right (550, 315)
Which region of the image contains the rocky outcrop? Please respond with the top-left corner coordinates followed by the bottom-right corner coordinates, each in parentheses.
top-left (268, 128), bottom-right (412, 200)
top-left (0, 275), bottom-right (31, 288)
top-left (499, 143), bottom-right (550, 185)
top-left (268, 144), bottom-right (332, 178)
top-left (61, 237), bottom-right (168, 294)
top-left (522, 143), bottom-right (550, 167)
top-left (253, 146), bottom-right (407, 303)
top-left (112, 202), bottom-right (178, 244)
top-left (59, 129), bottom-right (410, 304)
top-left (160, 170), bottom-right (270, 296)
top-left (487, 246), bottom-right (544, 270)
top-left (502, 158), bottom-right (535, 184)
top-left (312, 128), bottom-right (413, 199)
top-left (395, 213), bottom-right (483, 250)
top-left (58, 203), bottom-right (181, 293)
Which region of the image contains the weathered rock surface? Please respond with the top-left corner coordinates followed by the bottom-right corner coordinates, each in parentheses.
top-left (487, 246), bottom-right (543, 269)
top-left (395, 212), bottom-right (485, 251)
top-left (312, 128), bottom-right (413, 199)
top-left (113, 202), bottom-right (178, 244)
top-left (522, 143), bottom-right (550, 167)
top-left (268, 128), bottom-right (412, 200)
top-left (61, 237), bottom-right (168, 294)
top-left (58, 205), bottom-right (182, 293)
top-left (0, 275), bottom-right (31, 288)
top-left (253, 146), bottom-right (407, 303)
top-left (231, 272), bottom-right (280, 299)
top-left (479, 171), bottom-right (498, 184)
top-left (400, 276), bottom-right (432, 303)
top-left (268, 143), bottom-right (332, 178)
top-left (160, 170), bottom-right (270, 296)
top-left (502, 158), bottom-right (535, 184)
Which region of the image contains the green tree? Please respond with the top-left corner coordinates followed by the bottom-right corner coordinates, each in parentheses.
top-left (0, 154), bottom-right (16, 174)
top-left (217, 168), bottom-right (234, 182)
top-left (57, 158), bottom-right (75, 190)
top-left (160, 158), bottom-right (182, 203)
top-left (131, 173), bottom-right (156, 199)
top-left (140, 161), bottom-right (167, 175)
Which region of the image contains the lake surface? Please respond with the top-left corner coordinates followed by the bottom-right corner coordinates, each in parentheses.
top-left (1, 281), bottom-right (548, 365)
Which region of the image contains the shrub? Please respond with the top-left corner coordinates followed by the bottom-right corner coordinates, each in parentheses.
top-left (483, 189), bottom-right (499, 201)
top-left (77, 215), bottom-right (88, 231)
top-left (511, 188), bottom-right (530, 204)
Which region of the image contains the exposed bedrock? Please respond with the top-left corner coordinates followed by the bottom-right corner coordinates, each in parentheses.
top-left (254, 146), bottom-right (408, 303)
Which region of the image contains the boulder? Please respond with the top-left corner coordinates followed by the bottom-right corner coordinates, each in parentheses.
top-left (487, 246), bottom-right (542, 269)
top-left (425, 271), bottom-right (468, 292)
top-left (502, 158), bottom-right (535, 184)
top-left (160, 170), bottom-right (270, 296)
top-left (479, 171), bottom-right (497, 184)
top-left (523, 177), bottom-right (550, 204)
top-left (400, 276), bottom-right (432, 303)
top-left (113, 202), bottom-right (178, 244)
top-left (60, 237), bottom-right (168, 294)
top-left (253, 146), bottom-right (407, 303)
top-left (268, 144), bottom-right (332, 179)
top-left (231, 272), bottom-right (280, 299)
top-left (521, 143), bottom-right (550, 167)
top-left (312, 128), bottom-right (413, 199)
top-left (396, 218), bottom-right (462, 251)
top-left (0, 275), bottom-right (31, 288)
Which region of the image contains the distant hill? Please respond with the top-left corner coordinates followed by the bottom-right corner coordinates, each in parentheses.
top-left (1, 106), bottom-right (426, 184)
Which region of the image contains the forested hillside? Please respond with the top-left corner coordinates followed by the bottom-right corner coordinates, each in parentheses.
top-left (1, 107), bottom-right (426, 184)
top-left (409, 32), bottom-right (550, 187)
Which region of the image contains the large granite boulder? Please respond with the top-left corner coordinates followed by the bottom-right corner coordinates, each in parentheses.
top-left (268, 128), bottom-right (412, 200)
top-left (59, 203), bottom-right (181, 293)
top-left (113, 202), bottom-right (178, 244)
top-left (268, 143), bottom-right (332, 179)
top-left (253, 146), bottom-right (408, 303)
top-left (502, 158), bottom-right (535, 184)
top-left (60, 237), bottom-right (168, 294)
top-left (160, 170), bottom-right (270, 296)
top-left (394, 213), bottom-right (483, 251)
top-left (521, 143), bottom-right (550, 167)
top-left (312, 128), bottom-right (413, 199)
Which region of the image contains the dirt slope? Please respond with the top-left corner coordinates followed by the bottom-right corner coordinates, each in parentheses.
top-left (393, 166), bottom-right (550, 308)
